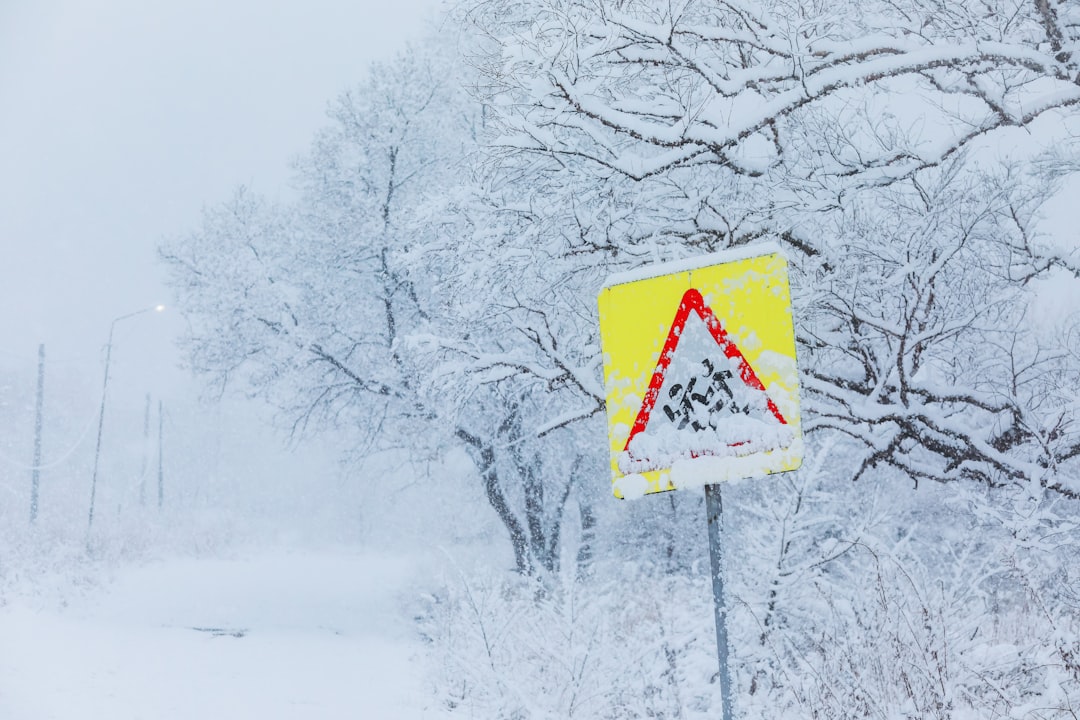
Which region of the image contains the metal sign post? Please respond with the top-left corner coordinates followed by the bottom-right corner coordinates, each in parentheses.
top-left (597, 242), bottom-right (804, 715)
top-left (706, 484), bottom-right (734, 720)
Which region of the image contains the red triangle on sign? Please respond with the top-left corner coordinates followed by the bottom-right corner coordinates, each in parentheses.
top-left (620, 288), bottom-right (789, 474)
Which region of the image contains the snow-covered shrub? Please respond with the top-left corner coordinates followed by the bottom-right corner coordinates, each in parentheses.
top-left (420, 459), bottom-right (1080, 719)
top-left (419, 568), bottom-right (722, 719)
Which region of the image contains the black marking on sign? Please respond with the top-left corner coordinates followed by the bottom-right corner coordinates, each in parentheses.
top-left (661, 359), bottom-right (751, 431)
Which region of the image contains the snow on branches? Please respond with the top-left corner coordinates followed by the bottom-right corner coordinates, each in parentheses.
top-left (461, 0), bottom-right (1080, 497)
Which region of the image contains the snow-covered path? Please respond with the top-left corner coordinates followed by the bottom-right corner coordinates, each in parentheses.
top-left (0, 551), bottom-right (440, 719)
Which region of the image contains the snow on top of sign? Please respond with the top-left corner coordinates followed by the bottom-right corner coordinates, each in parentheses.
top-left (613, 472), bottom-right (651, 500)
top-left (613, 432), bottom-right (805, 499)
top-left (621, 419), bottom-right (795, 474)
top-left (669, 434), bottom-right (805, 490)
top-left (602, 240), bottom-right (784, 289)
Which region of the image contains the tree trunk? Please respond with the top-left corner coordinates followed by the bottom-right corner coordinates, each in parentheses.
top-left (455, 427), bottom-right (534, 575)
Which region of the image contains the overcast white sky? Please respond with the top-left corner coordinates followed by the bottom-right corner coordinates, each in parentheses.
top-left (0, 1), bottom-right (445, 504)
top-left (0, 0), bottom-right (442, 396)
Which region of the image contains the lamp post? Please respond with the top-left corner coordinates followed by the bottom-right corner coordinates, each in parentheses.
top-left (87, 304), bottom-right (165, 533)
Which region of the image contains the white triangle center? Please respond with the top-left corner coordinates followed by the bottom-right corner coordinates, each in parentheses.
top-left (619, 312), bottom-right (793, 474)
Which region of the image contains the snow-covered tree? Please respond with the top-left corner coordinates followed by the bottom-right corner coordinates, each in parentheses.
top-left (162, 39), bottom-right (599, 577)
top-left (161, 5), bottom-right (1080, 713)
top-left (454, 0), bottom-right (1080, 497)
top-left (411, 0), bottom-right (1080, 714)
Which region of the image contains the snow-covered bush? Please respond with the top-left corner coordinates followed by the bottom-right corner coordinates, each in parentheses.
top-left (415, 433), bottom-right (1079, 718)
top-left (419, 567), bottom-right (722, 719)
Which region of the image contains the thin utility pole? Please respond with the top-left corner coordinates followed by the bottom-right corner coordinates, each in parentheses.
top-left (157, 399), bottom-right (164, 509)
top-left (138, 393), bottom-right (150, 506)
top-left (30, 344), bottom-right (45, 524)
top-left (87, 304), bottom-right (163, 535)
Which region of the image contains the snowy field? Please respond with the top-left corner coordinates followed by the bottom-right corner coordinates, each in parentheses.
top-left (0, 551), bottom-right (444, 719)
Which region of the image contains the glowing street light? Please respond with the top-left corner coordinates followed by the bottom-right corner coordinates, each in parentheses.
top-left (87, 304), bottom-right (165, 533)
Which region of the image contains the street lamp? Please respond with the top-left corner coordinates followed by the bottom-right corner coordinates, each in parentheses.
top-left (87, 304), bottom-right (165, 532)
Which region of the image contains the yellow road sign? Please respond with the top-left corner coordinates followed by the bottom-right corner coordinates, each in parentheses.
top-left (598, 243), bottom-right (803, 498)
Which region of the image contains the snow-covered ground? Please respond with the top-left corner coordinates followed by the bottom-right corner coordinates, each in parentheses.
top-left (0, 551), bottom-right (444, 719)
